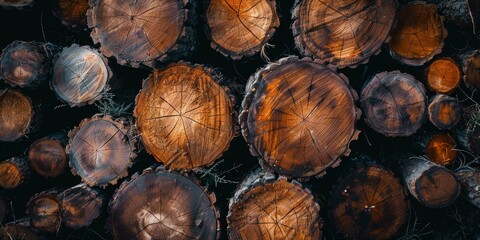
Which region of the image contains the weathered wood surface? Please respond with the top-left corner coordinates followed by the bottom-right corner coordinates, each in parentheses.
top-left (428, 94), bottom-right (461, 130)
top-left (0, 157), bottom-right (29, 189)
top-left (28, 137), bottom-right (67, 178)
top-left (361, 71), bottom-right (427, 137)
top-left (60, 183), bottom-right (103, 229)
top-left (455, 168), bottom-right (480, 208)
top-left (426, 133), bottom-right (458, 166)
top-left (292, 0), bottom-right (396, 68)
top-left (425, 57), bottom-right (461, 94)
top-left (461, 50), bottom-right (480, 90)
top-left (240, 56), bottom-right (360, 178)
top-left (134, 63), bottom-right (236, 170)
top-left (27, 190), bottom-right (61, 233)
top-left (0, 220), bottom-right (41, 240)
top-left (108, 167), bottom-right (219, 240)
top-left (0, 89), bottom-right (33, 142)
top-left (53, 0), bottom-right (89, 27)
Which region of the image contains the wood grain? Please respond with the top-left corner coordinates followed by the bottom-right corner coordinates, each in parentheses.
top-left (0, 157), bottom-right (29, 189)
top-left (28, 138), bottom-right (67, 178)
top-left (27, 190), bottom-right (61, 233)
top-left (426, 133), bottom-right (457, 166)
top-left (53, 0), bottom-right (89, 27)
top-left (425, 57), bottom-right (461, 94)
top-left (428, 94), bottom-right (461, 130)
top-left (0, 89), bottom-right (33, 142)
top-left (60, 183), bottom-right (103, 229)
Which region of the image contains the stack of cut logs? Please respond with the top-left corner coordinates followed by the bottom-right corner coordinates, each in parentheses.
top-left (1, 0), bottom-right (480, 239)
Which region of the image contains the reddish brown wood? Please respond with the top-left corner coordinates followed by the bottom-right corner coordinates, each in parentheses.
top-left (426, 133), bottom-right (458, 166)
top-left (0, 89), bottom-right (33, 142)
top-left (53, 0), bottom-right (89, 27)
top-left (27, 190), bottom-right (61, 233)
top-left (0, 220), bottom-right (41, 240)
top-left (0, 157), bottom-right (29, 190)
top-left (28, 137), bottom-right (67, 178)
top-left (60, 183), bottom-right (103, 229)
top-left (425, 57), bottom-right (461, 94)
top-left (0, 0), bottom-right (34, 8)
top-left (454, 168), bottom-right (480, 208)
top-left (428, 94), bottom-right (461, 130)
top-left (108, 167), bottom-right (219, 240)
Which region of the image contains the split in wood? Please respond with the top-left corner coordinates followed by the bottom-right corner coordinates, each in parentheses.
top-left (28, 137), bottom-right (67, 178)
top-left (60, 183), bottom-right (103, 229)
top-left (426, 133), bottom-right (458, 167)
top-left (428, 94), bottom-right (461, 130)
top-left (425, 57), bottom-right (461, 94)
top-left (0, 89), bottom-right (33, 142)
top-left (27, 190), bottom-right (61, 233)
top-left (0, 157), bottom-right (29, 189)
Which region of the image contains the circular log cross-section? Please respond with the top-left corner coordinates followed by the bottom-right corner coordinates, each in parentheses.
top-left (27, 191), bottom-right (61, 233)
top-left (425, 58), bottom-right (461, 94)
top-left (461, 50), bottom-right (480, 89)
top-left (51, 45), bottom-right (110, 107)
top-left (0, 222), bottom-right (41, 240)
top-left (0, 157), bottom-right (29, 189)
top-left (426, 133), bottom-right (458, 166)
top-left (87, 0), bottom-right (192, 67)
top-left (388, 3), bottom-right (447, 66)
top-left (361, 71), bottom-right (427, 137)
top-left (240, 57), bottom-right (360, 178)
top-left (28, 138), bottom-right (67, 178)
top-left (0, 89), bottom-right (33, 142)
top-left (228, 177), bottom-right (322, 240)
top-left (109, 167), bottom-right (219, 240)
top-left (134, 63), bottom-right (235, 170)
top-left (455, 168), bottom-right (480, 208)
top-left (0, 0), bottom-right (33, 8)
top-left (53, 0), bottom-right (89, 27)
top-left (329, 165), bottom-right (409, 240)
top-left (61, 184), bottom-right (103, 229)
top-left (428, 94), bottom-right (461, 130)
top-left (292, 0), bottom-right (396, 68)
top-left (206, 0), bottom-right (279, 59)
top-left (67, 116), bottom-right (134, 186)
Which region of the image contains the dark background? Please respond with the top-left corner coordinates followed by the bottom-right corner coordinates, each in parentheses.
top-left (1, 0), bottom-right (480, 239)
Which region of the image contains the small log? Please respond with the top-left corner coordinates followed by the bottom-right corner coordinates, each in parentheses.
top-left (134, 63), bottom-right (236, 170)
top-left (0, 157), bottom-right (29, 189)
top-left (67, 115), bottom-right (135, 187)
top-left (426, 0), bottom-right (480, 34)
top-left (0, 220), bottom-right (42, 240)
top-left (428, 94), bottom-right (461, 130)
top-left (425, 57), bottom-right (461, 94)
top-left (426, 133), bottom-right (458, 166)
top-left (329, 164), bottom-right (409, 240)
top-left (240, 56), bottom-right (360, 178)
top-left (87, 0), bottom-right (195, 67)
top-left (454, 168), bottom-right (480, 208)
top-left (0, 89), bottom-right (33, 142)
top-left (0, 0), bottom-right (33, 8)
top-left (27, 190), bottom-right (61, 233)
top-left (461, 49), bottom-right (480, 89)
top-left (60, 183), bottom-right (103, 229)
top-left (0, 41), bottom-right (56, 88)
top-left (206, 0), bottom-right (279, 59)
top-left (53, 0), bottom-right (89, 28)
top-left (28, 137), bottom-right (67, 178)
top-left (360, 71), bottom-right (427, 137)
top-left (51, 45), bottom-right (111, 107)
top-left (108, 167), bottom-right (219, 240)
top-left (388, 2), bottom-right (447, 66)
top-left (401, 156), bottom-right (460, 208)
top-left (227, 169), bottom-right (322, 240)
top-left (292, 0), bottom-right (396, 68)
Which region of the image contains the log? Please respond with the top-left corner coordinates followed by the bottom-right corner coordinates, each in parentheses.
top-left (27, 190), bottom-right (61, 233)
top-left (425, 57), bottom-right (461, 94)
top-left (426, 0), bottom-right (480, 34)
top-left (108, 167), bottom-right (219, 240)
top-left (28, 137), bottom-right (67, 178)
top-left (206, 0), bottom-right (279, 59)
top-left (428, 94), bottom-right (461, 130)
top-left (329, 164), bottom-right (409, 240)
top-left (67, 115), bottom-right (135, 187)
top-left (292, 0), bottom-right (396, 68)
top-left (426, 133), bottom-right (458, 166)
top-left (0, 0), bottom-right (33, 8)
top-left (388, 2), bottom-right (447, 66)
top-left (461, 49), bottom-right (480, 90)
top-left (87, 0), bottom-right (195, 67)
top-left (53, 0), bottom-right (89, 28)
top-left (51, 45), bottom-right (111, 107)
top-left (134, 63), bottom-right (236, 170)
top-left (60, 183), bottom-right (103, 229)
top-left (401, 156), bottom-right (460, 208)
top-left (0, 157), bottom-right (29, 190)
top-left (0, 220), bottom-right (42, 240)
top-left (360, 71), bottom-right (427, 137)
top-left (0, 41), bottom-right (56, 88)
top-left (454, 168), bottom-right (480, 208)
top-left (227, 169), bottom-right (322, 240)
top-left (0, 89), bottom-right (33, 142)
top-left (239, 56), bottom-right (360, 178)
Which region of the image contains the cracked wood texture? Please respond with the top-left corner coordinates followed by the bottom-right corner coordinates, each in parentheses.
top-left (329, 165), bottom-right (409, 240)
top-left (27, 190), bottom-right (61, 233)
top-left (0, 0), bottom-right (33, 8)
top-left (402, 157), bottom-right (460, 208)
top-left (426, 133), bottom-right (457, 166)
top-left (461, 50), bottom-right (480, 90)
top-left (134, 63), bottom-right (235, 170)
top-left (455, 168), bottom-right (480, 209)
top-left (206, 0), bottom-right (279, 59)
top-left (361, 71), bottom-right (427, 137)
top-left (87, 0), bottom-right (192, 67)
top-left (292, 0), bottom-right (396, 68)
top-left (60, 184), bottom-right (103, 229)
top-left (0, 221), bottom-right (41, 240)
top-left (388, 3), bottom-right (447, 66)
top-left (425, 57), bottom-right (461, 94)
top-left (28, 138), bottom-right (67, 178)
top-left (53, 0), bottom-right (89, 27)
top-left (67, 116), bottom-right (133, 187)
top-left (109, 168), bottom-right (218, 240)
top-left (0, 89), bottom-right (33, 142)
top-left (428, 94), bottom-right (461, 130)
top-left (0, 157), bottom-right (29, 189)
top-left (240, 57), bottom-right (359, 178)
top-left (51, 45), bottom-right (110, 107)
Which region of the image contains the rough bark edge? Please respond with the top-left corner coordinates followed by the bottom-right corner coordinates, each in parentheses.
top-left (133, 62), bottom-right (239, 171)
top-left (454, 168), bottom-right (480, 208)
top-left (424, 57), bottom-right (462, 94)
top-left (87, 0), bottom-right (196, 68)
top-left (387, 1), bottom-right (448, 66)
top-left (203, 0), bottom-right (280, 60)
top-left (66, 114), bottom-right (137, 187)
top-left (460, 49), bottom-right (480, 90)
top-left (59, 183), bottom-right (104, 229)
top-left (0, 89), bottom-right (34, 142)
top-left (0, 157), bottom-right (30, 189)
top-left (239, 56), bottom-right (361, 180)
top-left (26, 189), bottom-right (61, 233)
top-left (428, 94), bottom-right (461, 130)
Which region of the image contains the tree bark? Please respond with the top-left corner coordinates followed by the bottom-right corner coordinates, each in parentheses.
top-left (0, 89), bottom-right (34, 142)
top-left (60, 183), bottom-right (103, 229)
top-left (454, 167), bottom-right (480, 208)
top-left (425, 57), bottom-right (461, 94)
top-left (28, 137), bottom-right (67, 178)
top-left (428, 94), bottom-right (461, 130)
top-left (461, 49), bottom-right (480, 90)
top-left (0, 157), bottom-right (29, 189)
top-left (27, 190), bottom-right (61, 233)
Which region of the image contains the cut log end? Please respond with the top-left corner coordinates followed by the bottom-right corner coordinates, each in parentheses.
top-left (0, 221), bottom-right (41, 240)
top-left (61, 184), bottom-right (103, 229)
top-left (0, 0), bottom-right (34, 8)
top-left (0, 89), bottom-right (33, 142)
top-left (27, 190), bottom-right (61, 233)
top-left (426, 133), bottom-right (458, 166)
top-left (292, 0), bottom-right (396, 68)
top-left (0, 157), bottom-right (29, 189)
top-left (388, 3), bottom-right (447, 66)
top-left (461, 50), bottom-right (480, 90)
top-left (134, 63), bottom-right (236, 170)
top-left (361, 71), bottom-right (427, 137)
top-left (109, 167), bottom-right (219, 240)
top-left (53, 0), bottom-right (89, 27)
top-left (329, 164), bottom-right (409, 240)
top-left (425, 58), bottom-right (461, 94)
top-left (428, 94), bottom-right (461, 130)
top-left (28, 138), bottom-right (67, 178)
